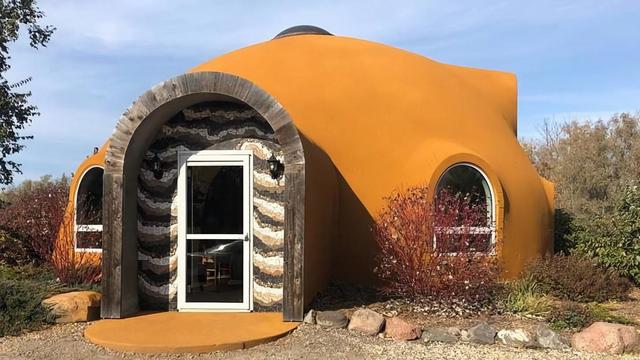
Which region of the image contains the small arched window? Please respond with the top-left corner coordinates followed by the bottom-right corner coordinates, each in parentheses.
top-left (75, 166), bottom-right (104, 251)
top-left (435, 163), bottom-right (495, 253)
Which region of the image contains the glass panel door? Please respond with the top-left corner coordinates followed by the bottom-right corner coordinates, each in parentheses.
top-left (177, 151), bottom-right (252, 311)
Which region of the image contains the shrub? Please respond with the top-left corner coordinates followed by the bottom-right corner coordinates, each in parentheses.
top-left (0, 230), bottom-right (33, 266)
top-left (523, 254), bottom-right (631, 303)
top-left (50, 210), bottom-right (102, 286)
top-left (553, 209), bottom-right (577, 255)
top-left (588, 303), bottom-right (635, 326)
top-left (373, 185), bottom-right (500, 307)
top-left (502, 276), bottom-right (552, 317)
top-left (546, 302), bottom-right (636, 331)
top-left (546, 302), bottom-right (593, 331)
top-left (0, 176), bottom-right (69, 263)
top-left (0, 263), bottom-right (101, 337)
top-left (0, 176), bottom-right (101, 286)
top-left (51, 242), bottom-right (101, 286)
top-left (0, 264), bottom-right (56, 282)
top-left (0, 275), bottom-right (58, 336)
top-left (572, 185), bottom-right (640, 284)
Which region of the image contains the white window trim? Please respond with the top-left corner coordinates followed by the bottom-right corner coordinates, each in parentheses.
top-left (74, 165), bottom-right (104, 253)
top-left (433, 163), bottom-right (497, 256)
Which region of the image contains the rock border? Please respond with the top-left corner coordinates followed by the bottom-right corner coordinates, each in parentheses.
top-left (304, 309), bottom-right (639, 355)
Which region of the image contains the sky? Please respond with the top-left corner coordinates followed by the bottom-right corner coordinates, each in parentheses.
top-left (5, 0), bottom-right (640, 183)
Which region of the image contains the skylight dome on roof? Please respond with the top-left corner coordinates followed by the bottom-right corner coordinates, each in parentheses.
top-left (273, 25), bottom-right (333, 39)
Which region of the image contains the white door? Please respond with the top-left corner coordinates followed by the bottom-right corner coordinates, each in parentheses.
top-left (177, 150), bottom-right (253, 311)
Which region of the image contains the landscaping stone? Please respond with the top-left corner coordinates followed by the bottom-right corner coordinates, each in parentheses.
top-left (460, 329), bottom-right (470, 341)
top-left (316, 311), bottom-right (348, 329)
top-left (535, 324), bottom-right (569, 350)
top-left (385, 317), bottom-right (421, 341)
top-left (496, 329), bottom-right (537, 348)
top-left (42, 291), bottom-right (101, 323)
top-left (421, 327), bottom-right (459, 344)
top-left (462, 322), bottom-right (496, 345)
top-left (303, 309), bottom-right (316, 325)
top-left (347, 309), bottom-right (385, 336)
top-left (571, 322), bottom-right (639, 354)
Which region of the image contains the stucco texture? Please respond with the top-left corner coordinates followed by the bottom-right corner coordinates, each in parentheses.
top-left (190, 34), bottom-right (554, 284)
top-left (66, 33), bottom-right (553, 305)
top-left (55, 143), bottom-right (108, 266)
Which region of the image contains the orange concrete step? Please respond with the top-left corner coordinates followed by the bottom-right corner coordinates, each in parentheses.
top-left (84, 312), bottom-right (298, 353)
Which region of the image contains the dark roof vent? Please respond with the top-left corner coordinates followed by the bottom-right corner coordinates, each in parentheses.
top-left (273, 25), bottom-right (333, 39)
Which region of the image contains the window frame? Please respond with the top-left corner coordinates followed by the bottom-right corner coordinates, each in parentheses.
top-left (433, 162), bottom-right (496, 255)
top-left (74, 165), bottom-right (104, 253)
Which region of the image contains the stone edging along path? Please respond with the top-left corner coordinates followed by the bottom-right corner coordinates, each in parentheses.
top-left (304, 309), bottom-right (640, 355)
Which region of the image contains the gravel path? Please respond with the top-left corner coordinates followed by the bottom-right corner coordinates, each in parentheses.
top-left (1, 323), bottom-right (639, 360)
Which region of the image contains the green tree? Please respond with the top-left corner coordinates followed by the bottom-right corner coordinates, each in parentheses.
top-left (522, 113), bottom-right (640, 220)
top-left (572, 185), bottom-right (640, 284)
top-left (0, 0), bottom-right (55, 185)
top-left (522, 113), bottom-right (640, 282)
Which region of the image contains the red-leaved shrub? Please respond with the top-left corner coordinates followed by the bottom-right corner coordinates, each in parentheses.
top-left (50, 213), bottom-right (102, 286)
top-left (0, 177), bottom-right (100, 285)
top-left (523, 254), bottom-right (630, 303)
top-left (374, 185), bottom-right (500, 305)
top-left (0, 178), bottom-right (68, 262)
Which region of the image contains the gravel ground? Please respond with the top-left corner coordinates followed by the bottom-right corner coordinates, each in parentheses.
top-left (1, 323), bottom-right (639, 360)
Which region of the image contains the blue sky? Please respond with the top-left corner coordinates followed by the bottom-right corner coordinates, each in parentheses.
top-left (6, 0), bottom-right (640, 183)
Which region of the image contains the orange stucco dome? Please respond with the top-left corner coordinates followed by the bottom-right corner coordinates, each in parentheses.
top-left (67, 32), bottom-right (553, 291)
top-left (189, 33), bottom-right (554, 278)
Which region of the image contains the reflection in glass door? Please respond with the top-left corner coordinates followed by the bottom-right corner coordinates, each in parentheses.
top-left (177, 151), bottom-right (252, 311)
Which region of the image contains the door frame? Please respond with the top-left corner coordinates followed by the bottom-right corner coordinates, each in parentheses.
top-left (176, 149), bottom-right (254, 312)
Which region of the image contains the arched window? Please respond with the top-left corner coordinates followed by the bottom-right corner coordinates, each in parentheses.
top-left (435, 163), bottom-right (495, 253)
top-left (75, 166), bottom-right (104, 251)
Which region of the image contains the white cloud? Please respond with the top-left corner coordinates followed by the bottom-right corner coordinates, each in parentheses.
top-left (5, 0), bottom-right (639, 183)
top-left (36, 0), bottom-right (618, 56)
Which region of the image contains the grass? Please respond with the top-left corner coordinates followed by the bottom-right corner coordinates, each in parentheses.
top-left (546, 302), bottom-right (593, 330)
top-left (544, 302), bottom-right (636, 331)
top-left (502, 276), bottom-right (553, 317)
top-left (588, 303), bottom-right (636, 326)
top-left (503, 273), bottom-right (638, 331)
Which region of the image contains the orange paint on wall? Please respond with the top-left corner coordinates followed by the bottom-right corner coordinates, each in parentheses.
top-left (65, 34), bottom-right (554, 297)
top-left (190, 35), bottom-right (554, 282)
top-left (55, 142), bottom-right (108, 265)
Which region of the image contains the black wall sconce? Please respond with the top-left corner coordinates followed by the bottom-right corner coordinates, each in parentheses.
top-left (152, 153), bottom-right (163, 180)
top-left (267, 153), bottom-right (284, 180)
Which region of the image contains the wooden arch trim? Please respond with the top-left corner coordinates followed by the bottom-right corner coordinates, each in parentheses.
top-left (101, 71), bottom-right (305, 321)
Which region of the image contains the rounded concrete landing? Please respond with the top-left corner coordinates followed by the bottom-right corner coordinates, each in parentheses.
top-left (84, 312), bottom-right (298, 353)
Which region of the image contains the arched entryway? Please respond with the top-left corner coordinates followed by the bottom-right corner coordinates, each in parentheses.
top-left (101, 72), bottom-right (305, 321)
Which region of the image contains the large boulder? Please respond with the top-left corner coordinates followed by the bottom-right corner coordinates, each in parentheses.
top-left (571, 322), bottom-right (639, 354)
top-left (348, 309), bottom-right (385, 336)
top-left (496, 329), bottom-right (537, 348)
top-left (421, 327), bottom-right (459, 344)
top-left (462, 322), bottom-right (496, 345)
top-left (316, 311), bottom-right (349, 329)
top-left (536, 324), bottom-right (569, 350)
top-left (42, 291), bottom-right (101, 323)
top-left (385, 317), bottom-right (422, 341)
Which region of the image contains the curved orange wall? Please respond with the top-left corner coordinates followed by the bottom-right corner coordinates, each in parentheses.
top-left (67, 34), bottom-right (554, 293)
top-left (56, 142), bottom-right (108, 263)
top-left (190, 35), bottom-right (554, 281)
